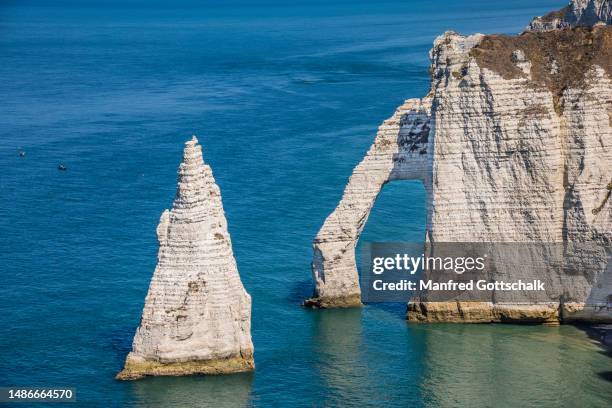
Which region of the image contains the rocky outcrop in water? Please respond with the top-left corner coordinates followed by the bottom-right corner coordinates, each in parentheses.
top-left (117, 136), bottom-right (254, 380)
top-left (307, 0), bottom-right (611, 323)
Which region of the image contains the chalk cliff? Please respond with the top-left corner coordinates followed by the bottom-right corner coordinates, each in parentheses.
top-left (527, 0), bottom-right (611, 32)
top-left (117, 136), bottom-right (254, 380)
top-left (307, 0), bottom-right (611, 323)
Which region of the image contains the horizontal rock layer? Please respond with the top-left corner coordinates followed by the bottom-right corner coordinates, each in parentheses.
top-left (116, 354), bottom-right (254, 381)
top-left (407, 301), bottom-right (612, 324)
top-left (407, 302), bottom-right (562, 324)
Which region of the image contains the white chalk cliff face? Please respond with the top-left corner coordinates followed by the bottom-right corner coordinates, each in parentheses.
top-left (528, 0), bottom-right (612, 32)
top-left (308, 0), bottom-right (611, 323)
top-left (117, 136), bottom-right (254, 380)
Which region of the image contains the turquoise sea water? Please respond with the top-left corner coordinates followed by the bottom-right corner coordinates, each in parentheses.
top-left (1, 1), bottom-right (611, 407)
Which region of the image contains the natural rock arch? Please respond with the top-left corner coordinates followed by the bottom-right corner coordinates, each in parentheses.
top-left (305, 23), bottom-right (611, 323)
top-left (305, 98), bottom-right (433, 308)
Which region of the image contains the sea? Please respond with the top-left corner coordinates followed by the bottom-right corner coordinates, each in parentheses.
top-left (1, 0), bottom-right (611, 406)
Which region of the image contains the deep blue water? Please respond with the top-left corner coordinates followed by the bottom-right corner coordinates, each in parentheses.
top-left (1, 1), bottom-right (611, 407)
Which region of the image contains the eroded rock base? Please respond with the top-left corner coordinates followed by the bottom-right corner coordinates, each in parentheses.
top-left (303, 294), bottom-right (363, 309)
top-left (116, 353), bottom-right (255, 381)
top-left (560, 302), bottom-right (612, 323)
top-left (408, 301), bottom-right (612, 323)
top-left (407, 301), bottom-right (561, 324)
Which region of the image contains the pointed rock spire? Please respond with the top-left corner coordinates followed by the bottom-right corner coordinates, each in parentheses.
top-left (117, 136), bottom-right (254, 380)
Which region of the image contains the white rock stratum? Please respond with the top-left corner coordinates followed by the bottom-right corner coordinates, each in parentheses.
top-left (307, 0), bottom-right (611, 323)
top-left (527, 0), bottom-right (612, 32)
top-left (117, 136), bottom-right (254, 380)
